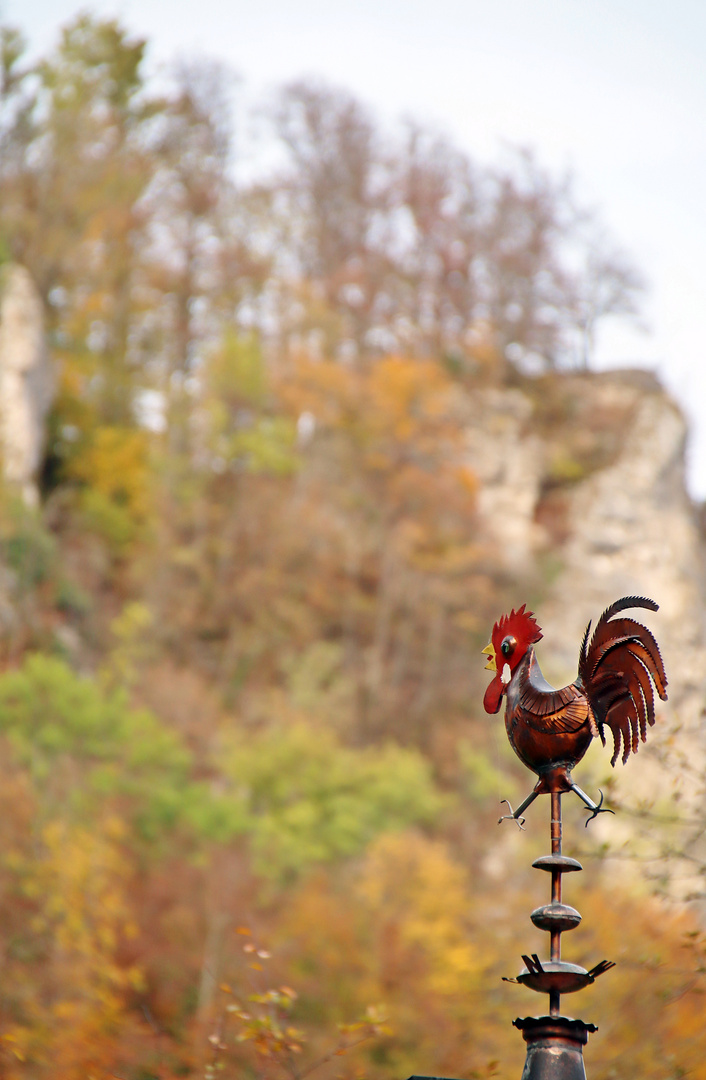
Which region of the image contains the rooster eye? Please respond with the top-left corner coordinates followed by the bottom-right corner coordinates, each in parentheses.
top-left (501, 636), bottom-right (516, 657)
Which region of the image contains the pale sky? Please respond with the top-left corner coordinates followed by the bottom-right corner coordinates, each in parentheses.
top-left (12, 0), bottom-right (706, 497)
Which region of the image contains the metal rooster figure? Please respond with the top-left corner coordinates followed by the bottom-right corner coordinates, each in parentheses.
top-left (405, 599), bottom-right (669, 1080)
top-left (482, 595), bottom-right (668, 827)
top-left (477, 596), bottom-right (669, 1080)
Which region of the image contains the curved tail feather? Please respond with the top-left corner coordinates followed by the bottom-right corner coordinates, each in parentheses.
top-left (578, 597), bottom-right (668, 766)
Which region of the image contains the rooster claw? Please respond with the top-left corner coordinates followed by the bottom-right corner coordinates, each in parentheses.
top-left (498, 799), bottom-right (526, 830)
top-left (582, 788), bottom-right (616, 828)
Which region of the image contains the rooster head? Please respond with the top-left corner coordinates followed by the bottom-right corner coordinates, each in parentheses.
top-left (482, 604), bottom-right (542, 713)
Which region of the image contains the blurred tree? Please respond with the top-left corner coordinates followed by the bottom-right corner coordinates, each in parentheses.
top-left (391, 123), bottom-right (481, 361)
top-left (260, 79), bottom-right (644, 373)
top-left (266, 78), bottom-right (392, 358)
top-left (0, 15), bottom-right (156, 427)
top-left (205, 330), bottom-right (299, 477)
top-left (218, 721), bottom-right (446, 881)
top-left (478, 148), bottom-right (575, 371)
top-left (7, 817), bottom-right (142, 1079)
top-left (570, 233), bottom-right (646, 368)
top-left (276, 353), bottom-right (487, 748)
top-left (0, 653), bottom-right (212, 845)
top-left (141, 59), bottom-right (264, 451)
top-left (204, 930), bottom-right (390, 1080)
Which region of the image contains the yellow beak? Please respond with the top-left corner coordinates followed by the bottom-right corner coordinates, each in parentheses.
top-left (482, 642), bottom-right (496, 671)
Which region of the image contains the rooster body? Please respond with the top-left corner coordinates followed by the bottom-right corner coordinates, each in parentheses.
top-left (482, 596), bottom-right (668, 822)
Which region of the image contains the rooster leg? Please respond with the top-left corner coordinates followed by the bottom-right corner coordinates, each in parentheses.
top-left (498, 791), bottom-right (538, 829)
top-left (570, 784), bottom-right (616, 827)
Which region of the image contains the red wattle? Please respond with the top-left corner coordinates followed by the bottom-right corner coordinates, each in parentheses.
top-left (483, 676), bottom-right (504, 714)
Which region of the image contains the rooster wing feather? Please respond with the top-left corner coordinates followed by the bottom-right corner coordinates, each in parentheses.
top-left (517, 653), bottom-right (591, 734)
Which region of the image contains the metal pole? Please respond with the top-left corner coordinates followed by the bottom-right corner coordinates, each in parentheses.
top-left (549, 791), bottom-right (562, 1016)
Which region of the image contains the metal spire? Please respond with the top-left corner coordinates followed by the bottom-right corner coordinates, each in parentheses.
top-left (503, 791), bottom-right (613, 1079)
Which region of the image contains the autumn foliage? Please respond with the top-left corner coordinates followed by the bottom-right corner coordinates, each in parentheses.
top-left (0, 12), bottom-right (700, 1080)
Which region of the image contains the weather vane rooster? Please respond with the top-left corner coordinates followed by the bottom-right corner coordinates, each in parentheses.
top-left (482, 596), bottom-right (668, 826)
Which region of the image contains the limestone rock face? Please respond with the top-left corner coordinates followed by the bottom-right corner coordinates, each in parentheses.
top-left (464, 388), bottom-right (545, 570)
top-left (537, 377), bottom-right (706, 710)
top-left (0, 264), bottom-right (53, 505)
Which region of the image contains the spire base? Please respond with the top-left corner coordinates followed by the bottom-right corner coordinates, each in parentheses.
top-left (514, 1016), bottom-right (597, 1080)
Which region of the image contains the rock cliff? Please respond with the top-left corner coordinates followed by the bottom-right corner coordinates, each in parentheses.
top-left (0, 264), bottom-right (54, 506)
